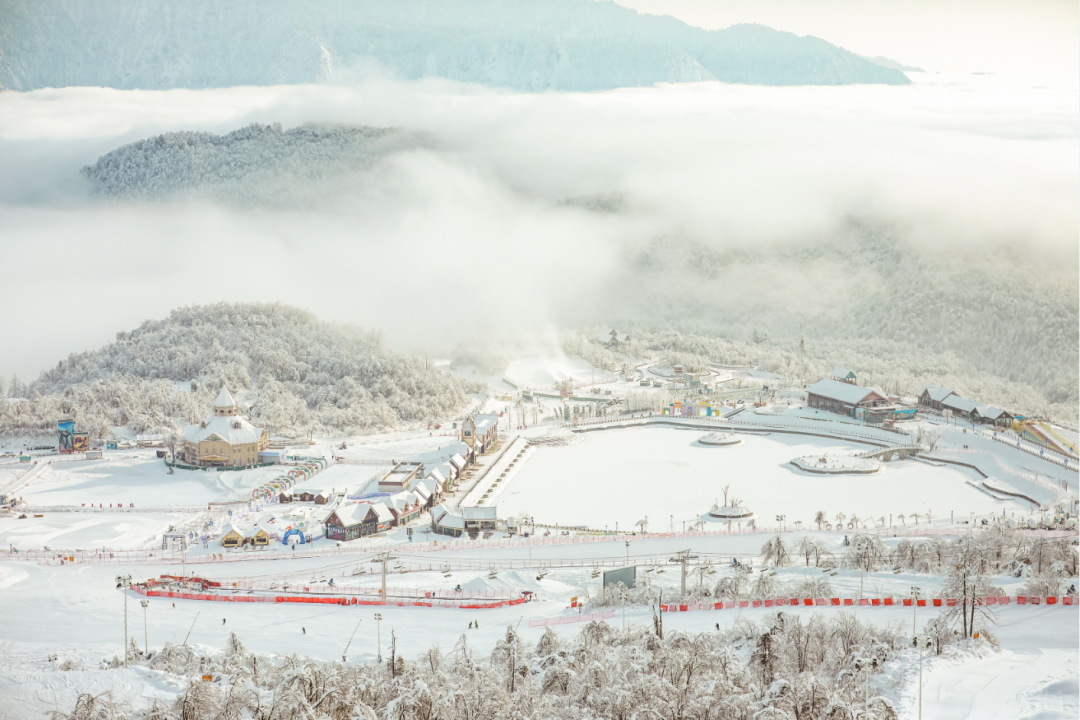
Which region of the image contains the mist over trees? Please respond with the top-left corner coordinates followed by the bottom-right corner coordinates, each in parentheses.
top-left (82, 123), bottom-right (428, 206)
top-left (2, 303), bottom-right (471, 440)
top-left (575, 226), bottom-right (1077, 419)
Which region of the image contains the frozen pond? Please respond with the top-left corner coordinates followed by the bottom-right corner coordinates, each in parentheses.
top-left (497, 427), bottom-right (1015, 530)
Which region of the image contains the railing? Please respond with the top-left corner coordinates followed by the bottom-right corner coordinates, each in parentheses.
top-left (11, 523), bottom-right (1074, 566)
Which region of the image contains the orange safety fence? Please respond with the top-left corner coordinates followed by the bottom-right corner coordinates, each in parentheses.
top-left (659, 596), bottom-right (1075, 612)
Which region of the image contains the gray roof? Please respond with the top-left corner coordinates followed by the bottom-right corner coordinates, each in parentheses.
top-left (471, 414), bottom-right (499, 432)
top-left (806, 378), bottom-right (881, 405)
top-left (941, 395), bottom-right (978, 414)
top-left (975, 404), bottom-right (1010, 419)
top-left (463, 506), bottom-right (497, 520)
top-left (921, 386), bottom-right (955, 402)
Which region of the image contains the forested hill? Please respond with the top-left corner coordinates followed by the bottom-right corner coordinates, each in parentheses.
top-left (0, 0), bottom-right (908, 91)
top-left (81, 123), bottom-right (424, 205)
top-left (3, 304), bottom-right (471, 438)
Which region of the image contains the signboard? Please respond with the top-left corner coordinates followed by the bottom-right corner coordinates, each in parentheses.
top-left (855, 407), bottom-right (865, 420)
top-left (73, 433), bottom-right (90, 453)
top-left (893, 408), bottom-right (918, 421)
top-left (106, 441), bottom-right (118, 450)
top-left (602, 565), bottom-right (637, 590)
top-left (58, 420), bottom-right (75, 454)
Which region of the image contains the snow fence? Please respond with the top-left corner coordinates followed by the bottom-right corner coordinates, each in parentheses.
top-left (129, 582), bottom-right (529, 609)
top-left (658, 596), bottom-right (1076, 612)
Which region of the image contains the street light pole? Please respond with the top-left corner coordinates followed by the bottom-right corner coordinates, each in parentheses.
top-left (919, 638), bottom-right (930, 719)
top-left (374, 613), bottom-right (383, 663)
top-left (115, 575), bottom-right (131, 668)
top-left (911, 586), bottom-right (920, 636)
top-left (140, 599), bottom-right (149, 655)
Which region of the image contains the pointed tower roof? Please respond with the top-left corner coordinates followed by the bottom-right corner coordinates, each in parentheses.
top-left (215, 385), bottom-right (237, 408)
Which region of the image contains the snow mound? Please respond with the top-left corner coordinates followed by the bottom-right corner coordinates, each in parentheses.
top-left (699, 432), bottom-right (741, 446)
top-left (82, 123), bottom-right (428, 205)
top-left (791, 454), bottom-right (880, 474)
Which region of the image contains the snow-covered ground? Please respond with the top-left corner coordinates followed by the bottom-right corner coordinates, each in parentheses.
top-left (0, 411), bottom-right (1075, 719)
top-left (17, 454), bottom-right (286, 508)
top-left (496, 427), bottom-right (1018, 530)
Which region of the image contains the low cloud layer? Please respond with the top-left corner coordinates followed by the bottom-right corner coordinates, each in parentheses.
top-left (0, 71), bottom-right (1076, 392)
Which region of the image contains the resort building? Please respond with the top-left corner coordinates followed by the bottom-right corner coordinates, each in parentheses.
top-left (180, 386), bottom-right (269, 468)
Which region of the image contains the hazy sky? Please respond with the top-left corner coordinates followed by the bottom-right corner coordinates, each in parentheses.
top-left (0, 2), bottom-right (1077, 387)
top-left (615, 0), bottom-right (1079, 77)
top-left (0, 67), bottom-right (1075, 384)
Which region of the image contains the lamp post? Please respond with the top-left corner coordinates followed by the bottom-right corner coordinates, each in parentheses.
top-left (374, 613), bottom-right (383, 663)
top-left (115, 575), bottom-right (131, 668)
top-left (919, 637), bottom-right (931, 719)
top-left (625, 540), bottom-right (630, 566)
top-left (910, 586), bottom-right (920, 636)
top-left (139, 599), bottom-right (149, 656)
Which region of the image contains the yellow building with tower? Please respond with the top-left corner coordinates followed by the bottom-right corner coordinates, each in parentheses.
top-left (180, 386), bottom-right (269, 468)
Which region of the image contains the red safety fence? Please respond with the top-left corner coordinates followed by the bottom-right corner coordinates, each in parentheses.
top-left (129, 583), bottom-right (530, 610)
top-left (659, 596), bottom-right (1075, 612)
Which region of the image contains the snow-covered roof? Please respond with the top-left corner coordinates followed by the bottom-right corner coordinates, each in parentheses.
top-left (372, 503), bottom-right (395, 523)
top-left (471, 414), bottom-right (499, 432)
top-left (215, 385), bottom-right (237, 408)
top-left (326, 503), bottom-right (369, 528)
top-left (830, 367), bottom-right (855, 379)
top-left (221, 522), bottom-right (244, 537)
top-left (462, 506), bottom-right (496, 520)
top-left (921, 386), bottom-right (954, 402)
top-left (806, 378), bottom-right (882, 405)
top-left (597, 333), bottom-right (613, 343)
top-left (975, 404), bottom-right (1011, 420)
top-left (942, 395), bottom-right (978, 414)
top-left (183, 413), bottom-right (264, 445)
top-left (450, 454), bottom-right (466, 470)
top-left (432, 505), bottom-right (465, 529)
top-left (427, 467), bottom-right (446, 485)
top-left (412, 485), bottom-right (430, 502)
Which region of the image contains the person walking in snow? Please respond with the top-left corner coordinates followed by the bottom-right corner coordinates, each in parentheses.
top-left (302, 627), bottom-right (306, 634)
top-left (715, 623), bottom-right (719, 631)
top-left (222, 618), bottom-right (226, 625)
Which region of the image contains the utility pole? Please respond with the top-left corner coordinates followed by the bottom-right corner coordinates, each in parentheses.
top-left (374, 612), bottom-right (383, 663)
top-left (373, 552), bottom-right (397, 603)
top-left (625, 540), bottom-right (630, 566)
top-left (115, 575), bottom-right (131, 668)
top-left (669, 550), bottom-right (698, 600)
top-left (140, 599), bottom-right (149, 655)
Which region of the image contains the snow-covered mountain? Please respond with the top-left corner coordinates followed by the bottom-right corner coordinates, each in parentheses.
top-left (3, 303), bottom-right (472, 438)
top-left (82, 123), bottom-right (425, 204)
top-left (0, 0), bottom-right (909, 91)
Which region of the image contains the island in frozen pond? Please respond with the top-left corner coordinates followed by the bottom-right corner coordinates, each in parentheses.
top-left (791, 454), bottom-right (880, 474)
